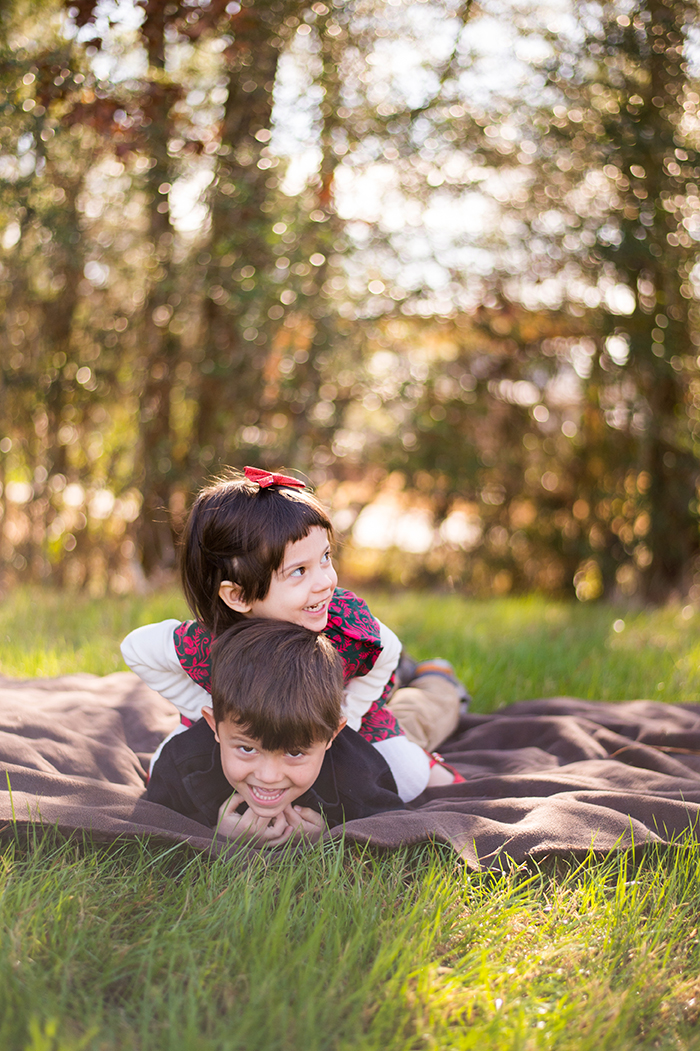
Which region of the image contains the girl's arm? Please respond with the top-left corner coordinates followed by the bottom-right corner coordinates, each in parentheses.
top-left (371, 735), bottom-right (431, 802)
top-left (342, 620), bottom-right (402, 731)
top-left (121, 620), bottom-right (210, 721)
top-left (340, 619), bottom-right (432, 802)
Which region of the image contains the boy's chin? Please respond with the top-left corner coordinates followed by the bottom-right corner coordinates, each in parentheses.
top-left (247, 801), bottom-right (287, 819)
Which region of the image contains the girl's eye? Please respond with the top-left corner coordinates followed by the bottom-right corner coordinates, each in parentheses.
top-left (322, 550), bottom-right (332, 564)
top-left (290, 566), bottom-right (305, 577)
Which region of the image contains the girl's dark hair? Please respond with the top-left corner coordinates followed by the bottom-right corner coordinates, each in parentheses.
top-left (210, 619), bottom-right (343, 750)
top-left (180, 470), bottom-right (333, 635)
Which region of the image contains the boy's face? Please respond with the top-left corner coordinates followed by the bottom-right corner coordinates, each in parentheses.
top-left (219, 526), bottom-right (338, 632)
top-left (202, 708), bottom-right (343, 819)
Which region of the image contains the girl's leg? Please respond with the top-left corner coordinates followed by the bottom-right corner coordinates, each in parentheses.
top-left (388, 669), bottom-right (463, 752)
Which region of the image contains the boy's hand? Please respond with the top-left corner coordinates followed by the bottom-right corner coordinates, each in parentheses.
top-left (283, 804), bottom-right (326, 844)
top-left (216, 794), bottom-right (294, 846)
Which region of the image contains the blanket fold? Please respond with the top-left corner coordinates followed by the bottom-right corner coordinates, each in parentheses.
top-left (2, 673), bottom-right (699, 868)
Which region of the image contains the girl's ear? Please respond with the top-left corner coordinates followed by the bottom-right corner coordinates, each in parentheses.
top-left (219, 580), bottom-right (252, 614)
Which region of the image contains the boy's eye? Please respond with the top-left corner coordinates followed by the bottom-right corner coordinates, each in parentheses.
top-left (285, 749), bottom-right (305, 758)
top-left (237, 745), bottom-right (257, 756)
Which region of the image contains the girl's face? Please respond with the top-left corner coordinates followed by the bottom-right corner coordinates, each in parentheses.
top-left (221, 526), bottom-right (338, 632)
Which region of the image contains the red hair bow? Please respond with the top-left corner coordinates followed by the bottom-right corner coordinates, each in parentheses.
top-left (244, 466), bottom-right (305, 489)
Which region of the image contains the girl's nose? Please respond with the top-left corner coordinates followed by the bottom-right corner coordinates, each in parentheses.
top-left (313, 563), bottom-right (337, 591)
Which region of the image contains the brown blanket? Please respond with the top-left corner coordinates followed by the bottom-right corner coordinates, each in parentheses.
top-left (2, 673), bottom-right (700, 869)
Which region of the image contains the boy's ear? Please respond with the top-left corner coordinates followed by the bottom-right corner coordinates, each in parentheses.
top-left (325, 717), bottom-right (347, 750)
top-left (219, 580), bottom-right (252, 614)
top-left (202, 706), bottom-right (219, 741)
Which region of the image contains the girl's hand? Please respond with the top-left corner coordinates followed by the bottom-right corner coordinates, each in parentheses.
top-left (216, 793), bottom-right (293, 846)
top-left (282, 804), bottom-right (326, 844)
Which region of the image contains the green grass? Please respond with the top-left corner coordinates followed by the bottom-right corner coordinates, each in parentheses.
top-left (367, 591), bottom-right (700, 712)
top-left (2, 587), bottom-right (700, 710)
top-left (0, 587), bottom-right (190, 678)
top-left (2, 833), bottom-right (700, 1050)
top-left (2, 586), bottom-right (700, 1049)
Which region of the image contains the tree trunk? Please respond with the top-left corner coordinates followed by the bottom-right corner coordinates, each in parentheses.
top-left (135, 6), bottom-right (180, 575)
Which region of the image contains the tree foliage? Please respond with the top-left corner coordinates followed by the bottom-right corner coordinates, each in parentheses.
top-left (367, 0), bottom-right (700, 601)
top-left (0, 0), bottom-right (698, 602)
top-left (525, 0), bottom-right (700, 601)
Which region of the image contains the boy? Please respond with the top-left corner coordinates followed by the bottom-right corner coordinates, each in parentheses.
top-left (146, 618), bottom-right (405, 845)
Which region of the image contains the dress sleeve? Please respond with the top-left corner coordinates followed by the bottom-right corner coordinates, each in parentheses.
top-left (342, 619), bottom-right (402, 731)
top-left (120, 620), bottom-right (211, 722)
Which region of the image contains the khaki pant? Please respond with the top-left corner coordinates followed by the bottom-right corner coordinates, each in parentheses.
top-left (388, 673), bottom-right (461, 752)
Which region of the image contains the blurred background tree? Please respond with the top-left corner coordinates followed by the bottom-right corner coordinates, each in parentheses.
top-left (510, 0), bottom-right (700, 603)
top-left (0, 0), bottom-right (698, 604)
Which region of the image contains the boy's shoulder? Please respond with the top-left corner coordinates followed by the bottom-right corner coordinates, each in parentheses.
top-left (316, 725), bottom-right (404, 822)
top-left (146, 718), bottom-right (230, 827)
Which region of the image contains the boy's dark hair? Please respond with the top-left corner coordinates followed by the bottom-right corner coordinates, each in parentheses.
top-left (210, 618), bottom-right (343, 752)
top-left (180, 470), bottom-right (333, 635)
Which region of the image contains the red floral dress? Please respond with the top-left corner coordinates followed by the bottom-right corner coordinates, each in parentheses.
top-left (173, 587), bottom-right (403, 744)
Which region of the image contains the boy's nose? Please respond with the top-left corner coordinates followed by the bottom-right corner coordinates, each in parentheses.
top-left (255, 756), bottom-right (284, 783)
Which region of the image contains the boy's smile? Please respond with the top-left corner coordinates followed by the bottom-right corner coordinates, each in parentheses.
top-left (202, 709), bottom-right (343, 818)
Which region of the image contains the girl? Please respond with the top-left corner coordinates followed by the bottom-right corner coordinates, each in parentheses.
top-left (121, 467), bottom-right (465, 801)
